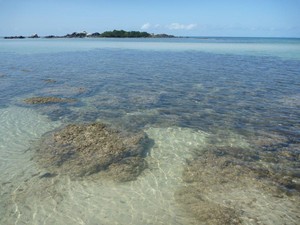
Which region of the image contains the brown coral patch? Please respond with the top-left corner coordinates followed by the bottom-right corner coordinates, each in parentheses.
top-left (176, 142), bottom-right (300, 224)
top-left (33, 122), bottom-right (150, 181)
top-left (24, 96), bottom-right (76, 104)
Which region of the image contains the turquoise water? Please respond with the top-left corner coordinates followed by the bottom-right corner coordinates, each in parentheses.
top-left (1, 37), bottom-right (300, 59)
top-left (0, 37), bottom-right (299, 224)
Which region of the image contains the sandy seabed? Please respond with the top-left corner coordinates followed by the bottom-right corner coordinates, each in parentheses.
top-left (0, 106), bottom-right (299, 225)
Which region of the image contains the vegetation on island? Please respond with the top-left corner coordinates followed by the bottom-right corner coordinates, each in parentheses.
top-left (4, 30), bottom-right (175, 39)
top-left (100, 30), bottom-right (151, 38)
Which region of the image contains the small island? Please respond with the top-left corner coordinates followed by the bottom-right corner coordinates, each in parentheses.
top-left (4, 30), bottom-right (175, 39)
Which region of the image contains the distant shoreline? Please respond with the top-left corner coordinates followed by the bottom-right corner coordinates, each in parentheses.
top-left (3, 30), bottom-right (175, 39)
top-left (2, 34), bottom-right (299, 40)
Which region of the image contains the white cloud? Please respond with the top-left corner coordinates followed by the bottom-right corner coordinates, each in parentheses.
top-left (141, 23), bottom-right (151, 30)
top-left (141, 22), bottom-right (197, 31)
top-left (167, 23), bottom-right (197, 30)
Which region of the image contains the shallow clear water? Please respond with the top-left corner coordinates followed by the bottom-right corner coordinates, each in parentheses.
top-left (1, 37), bottom-right (300, 59)
top-left (0, 37), bottom-right (299, 224)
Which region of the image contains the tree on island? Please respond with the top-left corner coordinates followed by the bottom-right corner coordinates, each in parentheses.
top-left (100, 30), bottom-right (151, 38)
top-left (4, 30), bottom-right (175, 39)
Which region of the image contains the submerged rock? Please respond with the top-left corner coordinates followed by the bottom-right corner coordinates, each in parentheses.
top-left (176, 187), bottom-right (242, 225)
top-left (42, 79), bottom-right (57, 83)
top-left (39, 172), bottom-right (57, 179)
top-left (24, 96), bottom-right (76, 104)
top-left (104, 156), bottom-right (148, 182)
top-left (33, 122), bottom-right (150, 181)
top-left (176, 143), bottom-right (300, 225)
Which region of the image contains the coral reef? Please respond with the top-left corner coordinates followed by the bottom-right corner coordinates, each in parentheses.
top-left (176, 133), bottom-right (300, 225)
top-left (33, 122), bottom-right (150, 181)
top-left (24, 96), bottom-right (76, 104)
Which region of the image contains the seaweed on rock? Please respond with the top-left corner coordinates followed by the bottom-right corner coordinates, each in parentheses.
top-left (33, 122), bottom-right (150, 181)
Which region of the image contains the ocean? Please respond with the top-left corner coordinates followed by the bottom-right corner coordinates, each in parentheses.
top-left (0, 37), bottom-right (299, 225)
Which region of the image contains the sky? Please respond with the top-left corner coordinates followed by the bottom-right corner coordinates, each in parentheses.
top-left (0, 0), bottom-right (299, 37)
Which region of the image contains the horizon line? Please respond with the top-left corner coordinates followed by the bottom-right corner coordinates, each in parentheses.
top-left (1, 35), bottom-right (300, 39)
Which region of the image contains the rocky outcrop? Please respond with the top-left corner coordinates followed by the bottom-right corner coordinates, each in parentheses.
top-left (87, 32), bottom-right (101, 37)
top-left (28, 34), bottom-right (40, 38)
top-left (4, 34), bottom-right (40, 39)
top-left (44, 35), bottom-right (59, 39)
top-left (33, 122), bottom-right (150, 181)
top-left (4, 36), bottom-right (26, 39)
top-left (65, 31), bottom-right (87, 38)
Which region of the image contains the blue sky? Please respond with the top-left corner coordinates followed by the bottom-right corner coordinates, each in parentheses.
top-left (0, 0), bottom-right (299, 37)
